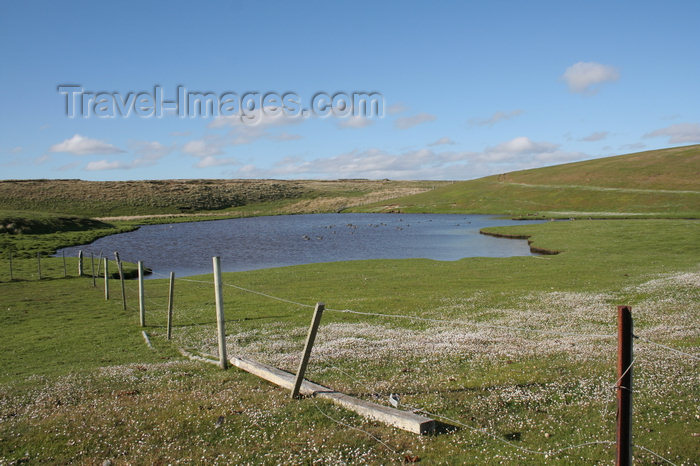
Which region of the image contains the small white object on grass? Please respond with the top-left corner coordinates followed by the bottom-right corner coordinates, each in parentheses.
top-left (389, 394), bottom-right (400, 408)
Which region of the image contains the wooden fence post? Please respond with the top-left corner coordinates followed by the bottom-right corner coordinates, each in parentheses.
top-left (8, 251), bottom-right (13, 281)
top-left (212, 256), bottom-right (227, 369)
top-left (291, 302), bottom-right (325, 399)
top-left (138, 261), bottom-right (145, 327)
top-left (37, 252), bottom-right (41, 280)
top-left (616, 305), bottom-right (633, 466)
top-left (96, 252), bottom-right (103, 278)
top-left (78, 250), bottom-right (83, 277)
top-left (167, 272), bottom-right (175, 340)
top-left (115, 252), bottom-right (127, 311)
top-left (62, 251), bottom-right (67, 277)
top-left (104, 258), bottom-right (109, 300)
top-left (91, 253), bottom-right (96, 287)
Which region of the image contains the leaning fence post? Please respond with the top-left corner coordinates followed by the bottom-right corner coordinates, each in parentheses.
top-left (78, 250), bottom-right (83, 277)
top-left (8, 251), bottom-right (13, 281)
top-left (104, 258), bottom-right (109, 300)
top-left (138, 261), bottom-right (145, 327)
top-left (62, 251), bottom-right (67, 277)
top-left (37, 252), bottom-right (42, 280)
top-left (292, 302), bottom-right (325, 399)
top-left (115, 252), bottom-right (127, 311)
top-left (212, 256), bottom-right (227, 369)
top-left (616, 305), bottom-right (633, 466)
top-left (91, 253), bottom-right (96, 287)
top-left (167, 272), bottom-right (175, 340)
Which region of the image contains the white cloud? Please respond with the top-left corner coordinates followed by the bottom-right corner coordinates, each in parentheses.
top-left (78, 140), bottom-right (174, 172)
top-left (231, 136), bottom-right (587, 180)
top-left (10, 146), bottom-right (23, 154)
top-left (484, 137), bottom-right (559, 160)
top-left (271, 132), bottom-right (302, 141)
top-left (644, 123), bottom-right (700, 144)
top-left (580, 131), bottom-right (609, 142)
top-left (182, 139), bottom-right (224, 158)
top-left (394, 113), bottom-right (436, 130)
top-left (562, 62), bottom-right (620, 94)
top-left (469, 109), bottom-right (523, 127)
top-left (195, 155), bottom-right (238, 168)
top-left (337, 116), bottom-right (374, 129)
top-left (85, 160), bottom-right (127, 171)
top-left (209, 113), bottom-right (304, 147)
top-left (619, 142), bottom-right (646, 151)
top-left (428, 137), bottom-right (455, 146)
top-left (387, 103), bottom-right (409, 115)
top-left (50, 134), bottom-right (124, 155)
top-left (209, 112), bottom-right (300, 129)
top-left (57, 161), bottom-right (81, 171)
top-left (182, 137), bottom-right (242, 168)
top-left (34, 154), bottom-right (51, 165)
top-left (129, 141), bottom-right (175, 167)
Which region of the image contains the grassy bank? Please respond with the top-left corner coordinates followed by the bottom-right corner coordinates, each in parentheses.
top-left (352, 145), bottom-right (700, 218)
top-left (0, 210), bottom-right (137, 258)
top-left (1, 219), bottom-right (698, 464)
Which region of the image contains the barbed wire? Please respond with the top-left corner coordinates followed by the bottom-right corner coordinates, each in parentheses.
top-left (633, 444), bottom-right (677, 465)
top-left (634, 335), bottom-right (700, 361)
top-left (99, 268), bottom-right (689, 465)
top-left (146, 270), bottom-right (700, 360)
top-left (310, 398), bottom-right (400, 458)
top-left (134, 269), bottom-right (700, 366)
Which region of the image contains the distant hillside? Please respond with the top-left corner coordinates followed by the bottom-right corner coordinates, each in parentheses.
top-left (353, 145), bottom-right (700, 218)
top-left (0, 210), bottom-right (110, 235)
top-left (0, 179), bottom-right (441, 218)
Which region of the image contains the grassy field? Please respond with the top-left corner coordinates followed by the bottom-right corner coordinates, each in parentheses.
top-left (1, 219), bottom-right (698, 464)
top-left (0, 146), bottom-right (698, 464)
top-left (0, 179), bottom-right (443, 218)
top-left (352, 145), bottom-right (700, 218)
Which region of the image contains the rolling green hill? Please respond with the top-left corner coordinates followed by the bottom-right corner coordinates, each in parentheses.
top-left (353, 145), bottom-right (700, 218)
top-left (0, 179), bottom-right (441, 218)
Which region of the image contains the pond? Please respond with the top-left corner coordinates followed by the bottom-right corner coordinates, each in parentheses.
top-left (56, 213), bottom-right (544, 278)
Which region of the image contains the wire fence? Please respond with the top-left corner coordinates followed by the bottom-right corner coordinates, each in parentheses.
top-left (33, 252), bottom-right (698, 464)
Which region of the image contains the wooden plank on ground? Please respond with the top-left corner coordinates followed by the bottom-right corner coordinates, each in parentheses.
top-left (229, 355), bottom-right (436, 435)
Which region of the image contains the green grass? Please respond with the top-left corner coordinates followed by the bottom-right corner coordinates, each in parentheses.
top-left (1, 146), bottom-right (698, 463)
top-left (1, 219), bottom-right (698, 464)
top-left (352, 145), bottom-right (700, 218)
top-left (0, 210), bottom-right (136, 259)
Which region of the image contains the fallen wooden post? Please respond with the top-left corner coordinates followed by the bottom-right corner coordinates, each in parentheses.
top-left (229, 355), bottom-right (436, 435)
top-left (179, 348), bottom-right (220, 366)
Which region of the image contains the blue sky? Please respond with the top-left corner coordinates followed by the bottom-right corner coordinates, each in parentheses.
top-left (1, 0), bottom-right (699, 181)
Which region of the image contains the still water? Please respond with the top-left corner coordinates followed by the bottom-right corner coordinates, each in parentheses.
top-left (57, 214), bottom-right (544, 278)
